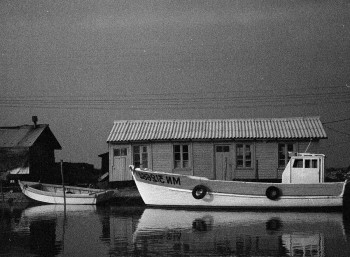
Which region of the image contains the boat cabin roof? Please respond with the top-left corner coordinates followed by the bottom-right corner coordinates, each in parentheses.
top-left (293, 153), bottom-right (325, 158)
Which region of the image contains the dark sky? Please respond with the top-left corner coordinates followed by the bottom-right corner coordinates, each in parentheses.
top-left (1, 0), bottom-right (350, 168)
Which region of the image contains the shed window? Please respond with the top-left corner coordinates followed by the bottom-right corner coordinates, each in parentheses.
top-left (278, 143), bottom-right (294, 168)
top-left (174, 144), bottom-right (190, 169)
top-left (133, 145), bottom-right (148, 169)
top-left (216, 146), bottom-right (230, 152)
top-left (236, 144), bottom-right (252, 168)
top-left (114, 148), bottom-right (127, 157)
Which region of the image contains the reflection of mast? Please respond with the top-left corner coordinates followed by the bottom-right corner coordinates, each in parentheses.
top-left (29, 217), bottom-right (58, 255)
top-left (61, 206), bottom-right (67, 255)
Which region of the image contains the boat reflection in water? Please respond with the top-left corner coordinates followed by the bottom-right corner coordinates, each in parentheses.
top-left (133, 208), bottom-right (348, 257)
top-left (2, 205), bottom-right (350, 256)
top-left (9, 205), bottom-right (98, 256)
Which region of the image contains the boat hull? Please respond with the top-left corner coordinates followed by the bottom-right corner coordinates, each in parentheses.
top-left (19, 181), bottom-right (115, 205)
top-left (132, 169), bottom-right (347, 208)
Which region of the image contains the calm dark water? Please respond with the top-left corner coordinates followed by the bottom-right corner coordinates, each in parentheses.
top-left (1, 204), bottom-right (350, 257)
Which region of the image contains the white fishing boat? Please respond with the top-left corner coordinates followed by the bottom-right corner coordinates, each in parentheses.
top-left (130, 153), bottom-right (349, 208)
top-left (18, 180), bottom-right (115, 205)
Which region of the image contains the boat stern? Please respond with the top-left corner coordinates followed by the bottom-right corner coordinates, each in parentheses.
top-left (342, 179), bottom-right (350, 207)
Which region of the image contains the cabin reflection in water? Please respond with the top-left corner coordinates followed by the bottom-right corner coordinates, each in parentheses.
top-left (2, 205), bottom-right (97, 256)
top-left (1, 205), bottom-right (64, 256)
top-left (133, 209), bottom-right (346, 256)
top-left (2, 205), bottom-right (349, 256)
top-left (29, 219), bottom-right (61, 256)
top-left (282, 233), bottom-right (323, 257)
top-left (100, 206), bottom-right (144, 254)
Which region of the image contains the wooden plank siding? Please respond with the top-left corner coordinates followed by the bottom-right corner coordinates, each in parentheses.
top-left (192, 142), bottom-right (215, 179)
top-left (108, 139), bottom-right (322, 182)
top-left (297, 141), bottom-right (320, 154)
top-left (255, 141), bottom-right (278, 180)
top-left (107, 117), bottom-right (327, 182)
top-left (152, 142), bottom-right (173, 173)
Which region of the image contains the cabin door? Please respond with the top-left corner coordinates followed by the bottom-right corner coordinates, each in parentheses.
top-left (111, 147), bottom-right (130, 181)
top-left (215, 145), bottom-right (231, 180)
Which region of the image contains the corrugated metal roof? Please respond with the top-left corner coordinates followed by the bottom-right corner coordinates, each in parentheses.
top-left (107, 117), bottom-right (327, 142)
top-left (0, 125), bottom-right (61, 149)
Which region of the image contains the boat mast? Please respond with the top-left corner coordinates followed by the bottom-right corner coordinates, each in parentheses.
top-left (61, 160), bottom-right (66, 206)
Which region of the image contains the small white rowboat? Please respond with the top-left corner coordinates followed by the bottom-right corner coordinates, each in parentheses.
top-left (130, 153), bottom-right (349, 209)
top-left (19, 180), bottom-right (115, 205)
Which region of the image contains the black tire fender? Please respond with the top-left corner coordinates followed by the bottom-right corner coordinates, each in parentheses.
top-left (266, 186), bottom-right (281, 200)
top-left (192, 185), bottom-right (209, 199)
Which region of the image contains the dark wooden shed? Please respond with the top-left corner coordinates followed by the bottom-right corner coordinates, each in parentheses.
top-left (0, 121), bottom-right (61, 182)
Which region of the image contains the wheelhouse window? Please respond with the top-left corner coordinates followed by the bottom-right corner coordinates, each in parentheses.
top-left (133, 145), bottom-right (148, 169)
top-left (236, 144), bottom-right (252, 168)
top-left (293, 159), bottom-right (303, 168)
top-left (174, 144), bottom-right (190, 169)
top-left (305, 159), bottom-right (318, 168)
top-left (278, 143), bottom-right (294, 168)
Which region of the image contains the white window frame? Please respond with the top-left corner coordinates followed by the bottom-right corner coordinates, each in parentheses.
top-left (133, 145), bottom-right (149, 169)
top-left (236, 143), bottom-right (252, 168)
top-left (278, 143), bottom-right (295, 168)
top-left (173, 143), bottom-right (191, 170)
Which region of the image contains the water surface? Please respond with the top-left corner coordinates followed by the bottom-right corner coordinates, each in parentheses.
top-left (1, 204), bottom-right (350, 256)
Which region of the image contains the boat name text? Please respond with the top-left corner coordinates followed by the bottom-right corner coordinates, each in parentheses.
top-left (136, 172), bottom-right (181, 185)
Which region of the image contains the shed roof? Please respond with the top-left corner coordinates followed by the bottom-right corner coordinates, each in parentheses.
top-left (107, 116), bottom-right (327, 142)
top-left (0, 124), bottom-right (61, 149)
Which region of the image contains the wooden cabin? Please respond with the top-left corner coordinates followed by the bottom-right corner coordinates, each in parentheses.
top-left (106, 117), bottom-right (327, 182)
top-left (0, 117), bottom-right (61, 182)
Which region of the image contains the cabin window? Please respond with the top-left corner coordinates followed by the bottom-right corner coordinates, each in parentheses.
top-left (305, 159), bottom-right (318, 168)
top-left (236, 144), bottom-right (252, 168)
top-left (305, 160), bottom-right (310, 168)
top-left (293, 159), bottom-right (303, 168)
top-left (133, 145), bottom-right (148, 169)
top-left (173, 144), bottom-right (190, 169)
top-left (278, 143), bottom-right (294, 168)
